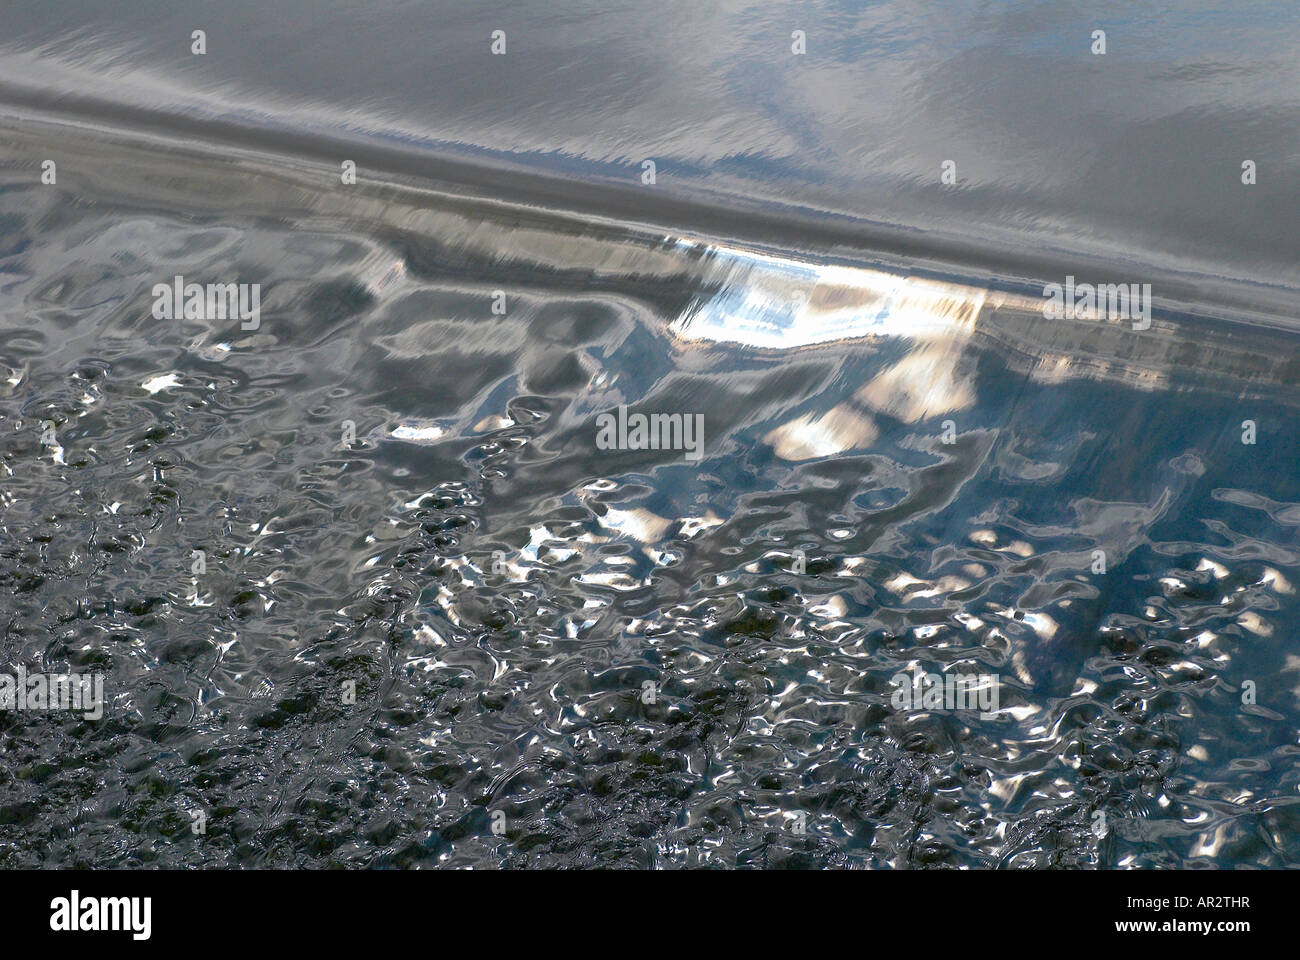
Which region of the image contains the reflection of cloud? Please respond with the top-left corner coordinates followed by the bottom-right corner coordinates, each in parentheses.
top-left (674, 242), bottom-right (987, 458)
top-left (671, 240), bottom-right (987, 348)
top-left (596, 506), bottom-right (673, 544)
top-left (854, 343), bottom-right (974, 422)
top-left (763, 405), bottom-right (877, 461)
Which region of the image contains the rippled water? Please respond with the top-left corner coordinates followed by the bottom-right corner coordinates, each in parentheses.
top-left (2, 3), bottom-right (1299, 869)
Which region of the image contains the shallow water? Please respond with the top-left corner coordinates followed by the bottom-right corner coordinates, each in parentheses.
top-left (1, 4), bottom-right (1299, 868)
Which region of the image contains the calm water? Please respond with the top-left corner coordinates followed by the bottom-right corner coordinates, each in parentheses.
top-left (0, 2), bottom-right (1298, 868)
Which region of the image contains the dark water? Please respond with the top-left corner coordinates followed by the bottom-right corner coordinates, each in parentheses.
top-left (1, 3), bottom-right (1299, 868)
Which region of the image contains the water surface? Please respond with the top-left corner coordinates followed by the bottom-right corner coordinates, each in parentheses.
top-left (0, 2), bottom-right (1298, 868)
